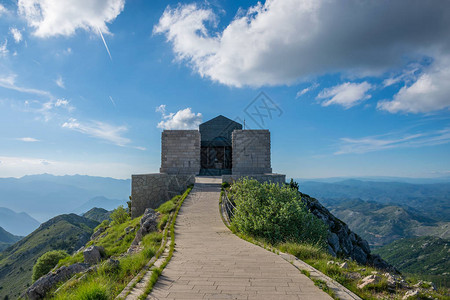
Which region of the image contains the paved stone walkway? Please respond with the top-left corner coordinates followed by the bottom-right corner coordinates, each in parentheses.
top-left (148, 177), bottom-right (332, 300)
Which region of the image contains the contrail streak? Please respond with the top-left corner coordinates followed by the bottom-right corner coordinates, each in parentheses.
top-left (97, 27), bottom-right (112, 61)
top-left (109, 95), bottom-right (116, 107)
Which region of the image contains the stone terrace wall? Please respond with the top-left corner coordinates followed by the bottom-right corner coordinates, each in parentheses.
top-left (232, 130), bottom-right (272, 175)
top-left (160, 130), bottom-right (200, 175)
top-left (131, 173), bottom-right (195, 218)
top-left (222, 174), bottom-right (286, 185)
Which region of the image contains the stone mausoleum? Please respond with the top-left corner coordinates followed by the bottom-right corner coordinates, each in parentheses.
top-left (131, 115), bottom-right (285, 217)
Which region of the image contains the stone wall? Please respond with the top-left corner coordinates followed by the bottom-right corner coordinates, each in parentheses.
top-left (160, 130), bottom-right (200, 175)
top-left (131, 173), bottom-right (195, 218)
top-left (232, 130), bottom-right (272, 175)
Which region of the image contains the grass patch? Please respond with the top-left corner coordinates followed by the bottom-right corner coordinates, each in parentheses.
top-left (51, 192), bottom-right (189, 300)
top-left (53, 231), bottom-right (162, 299)
top-left (312, 278), bottom-right (337, 299)
top-left (279, 242), bottom-right (329, 261)
top-left (156, 200), bottom-right (177, 214)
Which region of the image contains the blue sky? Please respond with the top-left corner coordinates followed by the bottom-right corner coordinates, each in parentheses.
top-left (0, 0), bottom-right (449, 179)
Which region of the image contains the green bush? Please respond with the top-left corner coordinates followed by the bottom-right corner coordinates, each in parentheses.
top-left (110, 205), bottom-right (130, 225)
top-left (32, 250), bottom-right (69, 281)
top-left (230, 178), bottom-right (328, 246)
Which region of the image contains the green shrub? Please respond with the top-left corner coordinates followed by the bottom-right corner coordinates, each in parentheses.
top-left (230, 178), bottom-right (328, 246)
top-left (32, 250), bottom-right (69, 281)
top-left (110, 205), bottom-right (130, 225)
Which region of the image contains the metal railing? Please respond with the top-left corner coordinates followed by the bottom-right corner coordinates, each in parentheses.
top-left (221, 189), bottom-right (235, 225)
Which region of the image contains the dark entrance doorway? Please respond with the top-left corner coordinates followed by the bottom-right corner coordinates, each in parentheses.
top-left (198, 115), bottom-right (242, 176)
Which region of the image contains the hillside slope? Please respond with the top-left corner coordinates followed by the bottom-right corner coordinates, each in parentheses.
top-left (0, 226), bottom-right (22, 252)
top-left (0, 207), bottom-right (40, 236)
top-left (373, 236), bottom-right (450, 287)
top-left (0, 214), bottom-right (98, 299)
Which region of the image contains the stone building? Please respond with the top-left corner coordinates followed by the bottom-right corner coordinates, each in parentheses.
top-left (131, 115), bottom-right (285, 217)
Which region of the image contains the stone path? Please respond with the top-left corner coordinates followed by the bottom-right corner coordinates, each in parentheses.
top-left (148, 177), bottom-right (332, 300)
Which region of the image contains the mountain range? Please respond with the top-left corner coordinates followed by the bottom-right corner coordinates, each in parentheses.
top-left (298, 179), bottom-right (450, 221)
top-left (0, 207), bottom-right (40, 236)
top-left (0, 174), bottom-right (130, 222)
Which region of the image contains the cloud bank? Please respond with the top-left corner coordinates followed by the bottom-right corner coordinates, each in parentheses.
top-left (155, 0), bottom-right (450, 114)
top-left (155, 0), bottom-right (450, 88)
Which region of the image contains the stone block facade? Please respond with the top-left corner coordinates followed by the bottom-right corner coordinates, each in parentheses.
top-left (231, 130), bottom-right (272, 175)
top-left (222, 174), bottom-right (286, 185)
top-left (160, 130), bottom-right (200, 175)
top-left (131, 173), bottom-right (195, 218)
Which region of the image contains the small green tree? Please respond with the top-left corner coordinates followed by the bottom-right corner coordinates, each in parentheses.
top-left (289, 178), bottom-right (299, 191)
top-left (110, 205), bottom-right (130, 225)
top-left (32, 250), bottom-right (69, 282)
top-left (127, 196), bottom-right (132, 217)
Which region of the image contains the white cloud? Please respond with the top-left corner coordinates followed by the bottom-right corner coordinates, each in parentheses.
top-left (0, 4), bottom-right (7, 15)
top-left (317, 82), bottom-right (372, 109)
top-left (0, 73), bottom-right (51, 97)
top-left (383, 64), bottom-right (420, 87)
top-left (335, 128), bottom-right (450, 155)
top-left (62, 118), bottom-right (131, 146)
top-left (18, 0), bottom-right (125, 37)
top-left (16, 137), bottom-right (40, 142)
top-left (0, 39), bottom-right (8, 57)
top-left (155, 0), bottom-right (450, 87)
top-left (55, 75), bottom-right (64, 88)
top-left (377, 58), bottom-right (450, 113)
top-left (296, 83), bottom-right (319, 98)
top-left (156, 105), bottom-right (202, 130)
top-left (9, 27), bottom-right (23, 43)
top-left (25, 98), bottom-right (74, 121)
